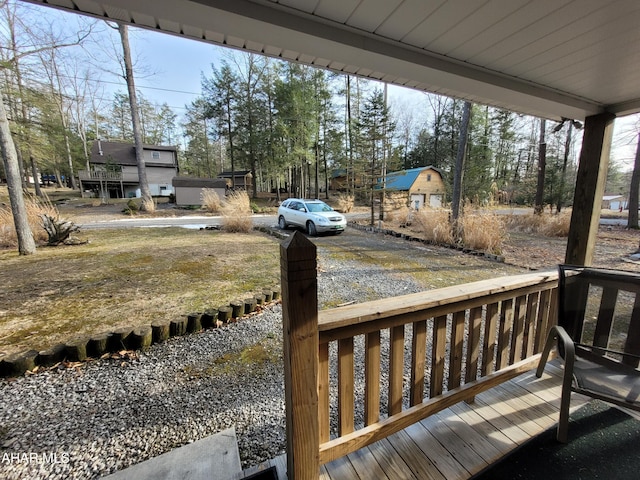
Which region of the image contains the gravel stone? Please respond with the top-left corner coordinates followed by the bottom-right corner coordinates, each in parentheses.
top-left (0, 244), bottom-right (425, 479)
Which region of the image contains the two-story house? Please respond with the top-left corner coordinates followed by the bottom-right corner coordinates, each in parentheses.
top-left (79, 141), bottom-right (179, 199)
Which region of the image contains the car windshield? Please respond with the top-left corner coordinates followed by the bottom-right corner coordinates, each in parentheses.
top-left (305, 202), bottom-right (332, 213)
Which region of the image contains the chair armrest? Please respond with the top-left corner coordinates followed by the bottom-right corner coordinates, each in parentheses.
top-left (536, 325), bottom-right (576, 378)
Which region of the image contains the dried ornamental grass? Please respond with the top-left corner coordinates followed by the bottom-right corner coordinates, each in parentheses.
top-left (222, 190), bottom-right (253, 233)
top-left (460, 211), bottom-right (507, 254)
top-left (385, 205), bottom-right (410, 225)
top-left (0, 195), bottom-right (57, 248)
top-left (201, 188), bottom-right (223, 213)
top-left (413, 207), bottom-right (454, 245)
top-left (336, 193), bottom-right (354, 213)
top-left (505, 212), bottom-right (571, 237)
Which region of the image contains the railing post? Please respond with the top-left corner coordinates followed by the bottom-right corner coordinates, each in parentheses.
top-left (281, 232), bottom-right (319, 480)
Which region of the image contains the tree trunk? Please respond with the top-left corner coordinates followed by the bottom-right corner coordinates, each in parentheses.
top-left (628, 131), bottom-right (640, 229)
top-left (557, 123), bottom-right (572, 213)
top-left (0, 99), bottom-right (36, 255)
top-left (534, 119), bottom-right (547, 214)
top-left (451, 101), bottom-right (472, 227)
top-left (118, 24), bottom-right (153, 211)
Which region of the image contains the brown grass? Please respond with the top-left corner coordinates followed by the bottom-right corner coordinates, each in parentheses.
top-left (0, 227), bottom-right (280, 357)
top-left (412, 208), bottom-right (454, 245)
top-left (335, 193), bottom-right (354, 213)
top-left (0, 195), bottom-right (59, 248)
top-left (460, 210), bottom-right (507, 254)
top-left (201, 188), bottom-right (223, 213)
top-left (222, 190), bottom-right (253, 233)
top-left (384, 205), bottom-right (410, 225)
top-left (505, 212), bottom-right (571, 237)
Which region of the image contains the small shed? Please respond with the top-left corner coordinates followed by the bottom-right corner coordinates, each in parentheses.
top-left (217, 171), bottom-right (253, 191)
top-left (382, 166), bottom-right (446, 209)
top-left (602, 194), bottom-right (627, 211)
top-left (330, 168), bottom-right (364, 191)
top-left (172, 177), bottom-right (227, 206)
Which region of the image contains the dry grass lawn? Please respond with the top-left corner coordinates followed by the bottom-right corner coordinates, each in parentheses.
top-left (0, 228), bottom-right (280, 357)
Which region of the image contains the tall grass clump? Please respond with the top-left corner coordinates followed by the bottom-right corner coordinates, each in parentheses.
top-left (0, 195), bottom-right (58, 248)
top-left (460, 211), bottom-right (507, 254)
top-left (335, 193), bottom-right (354, 213)
top-left (221, 190), bottom-right (253, 233)
top-left (201, 188), bottom-right (223, 213)
top-left (505, 211), bottom-right (571, 237)
top-left (385, 205), bottom-right (410, 225)
top-left (413, 207), bottom-right (454, 245)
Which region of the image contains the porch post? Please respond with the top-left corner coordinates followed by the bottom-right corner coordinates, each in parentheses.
top-left (281, 231), bottom-right (319, 480)
top-left (565, 112), bottom-right (615, 266)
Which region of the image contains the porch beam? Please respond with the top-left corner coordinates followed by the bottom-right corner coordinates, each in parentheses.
top-left (565, 112), bottom-right (615, 266)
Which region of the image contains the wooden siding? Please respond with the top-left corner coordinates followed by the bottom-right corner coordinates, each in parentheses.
top-left (409, 169), bottom-right (446, 201)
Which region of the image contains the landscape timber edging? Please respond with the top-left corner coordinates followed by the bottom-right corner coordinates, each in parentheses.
top-left (0, 287), bottom-right (281, 378)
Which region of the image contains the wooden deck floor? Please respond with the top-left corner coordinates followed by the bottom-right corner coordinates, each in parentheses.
top-left (241, 361), bottom-right (590, 480)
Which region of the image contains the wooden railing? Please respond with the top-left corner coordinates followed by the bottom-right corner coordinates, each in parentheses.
top-left (78, 170), bottom-right (138, 182)
top-left (281, 232), bottom-right (559, 479)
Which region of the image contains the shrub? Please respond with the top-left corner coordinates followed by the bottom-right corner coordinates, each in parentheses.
top-left (221, 190), bottom-right (253, 233)
top-left (413, 207), bottom-right (454, 245)
top-left (335, 193), bottom-right (354, 213)
top-left (0, 195), bottom-right (58, 248)
top-left (201, 188), bottom-right (222, 213)
top-left (126, 199), bottom-right (139, 212)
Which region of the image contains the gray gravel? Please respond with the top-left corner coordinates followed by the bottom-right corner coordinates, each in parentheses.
top-left (0, 247), bottom-right (424, 480)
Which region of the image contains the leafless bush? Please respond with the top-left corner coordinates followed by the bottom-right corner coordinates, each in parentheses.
top-left (201, 188), bottom-right (223, 213)
top-left (221, 190), bottom-right (253, 233)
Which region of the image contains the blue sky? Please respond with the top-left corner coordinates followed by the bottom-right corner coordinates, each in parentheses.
top-left (111, 24), bottom-right (640, 167)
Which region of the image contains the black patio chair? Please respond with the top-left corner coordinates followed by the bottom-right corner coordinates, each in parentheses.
top-left (536, 264), bottom-right (640, 442)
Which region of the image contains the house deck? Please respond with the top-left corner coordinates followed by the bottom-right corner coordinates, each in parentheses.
top-left (240, 361), bottom-right (590, 480)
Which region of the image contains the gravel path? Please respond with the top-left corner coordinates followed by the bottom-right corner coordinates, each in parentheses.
top-left (0, 245), bottom-right (425, 480)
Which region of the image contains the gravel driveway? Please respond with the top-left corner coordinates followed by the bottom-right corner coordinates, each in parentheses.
top-left (0, 227), bottom-right (527, 479)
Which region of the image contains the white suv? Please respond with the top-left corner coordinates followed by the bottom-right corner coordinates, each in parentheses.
top-left (278, 199), bottom-right (346, 236)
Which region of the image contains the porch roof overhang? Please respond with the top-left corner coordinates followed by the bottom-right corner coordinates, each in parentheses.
top-left (24, 0), bottom-right (640, 122)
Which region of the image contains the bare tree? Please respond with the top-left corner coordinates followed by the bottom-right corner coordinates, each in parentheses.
top-left (451, 101), bottom-right (472, 228)
top-left (534, 119), bottom-right (547, 214)
top-left (38, 46), bottom-right (78, 189)
top-left (0, 97), bottom-right (35, 254)
top-left (116, 23), bottom-right (153, 211)
top-left (628, 131), bottom-right (640, 229)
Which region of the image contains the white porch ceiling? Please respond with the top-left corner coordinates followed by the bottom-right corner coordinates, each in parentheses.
top-left (25, 0), bottom-right (640, 121)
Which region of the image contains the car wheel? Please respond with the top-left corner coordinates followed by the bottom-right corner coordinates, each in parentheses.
top-left (306, 221), bottom-right (317, 236)
top-left (278, 216), bottom-right (287, 230)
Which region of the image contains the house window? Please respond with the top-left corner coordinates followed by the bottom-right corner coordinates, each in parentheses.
top-left (152, 151), bottom-right (160, 160)
top-left (427, 174), bottom-right (432, 181)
